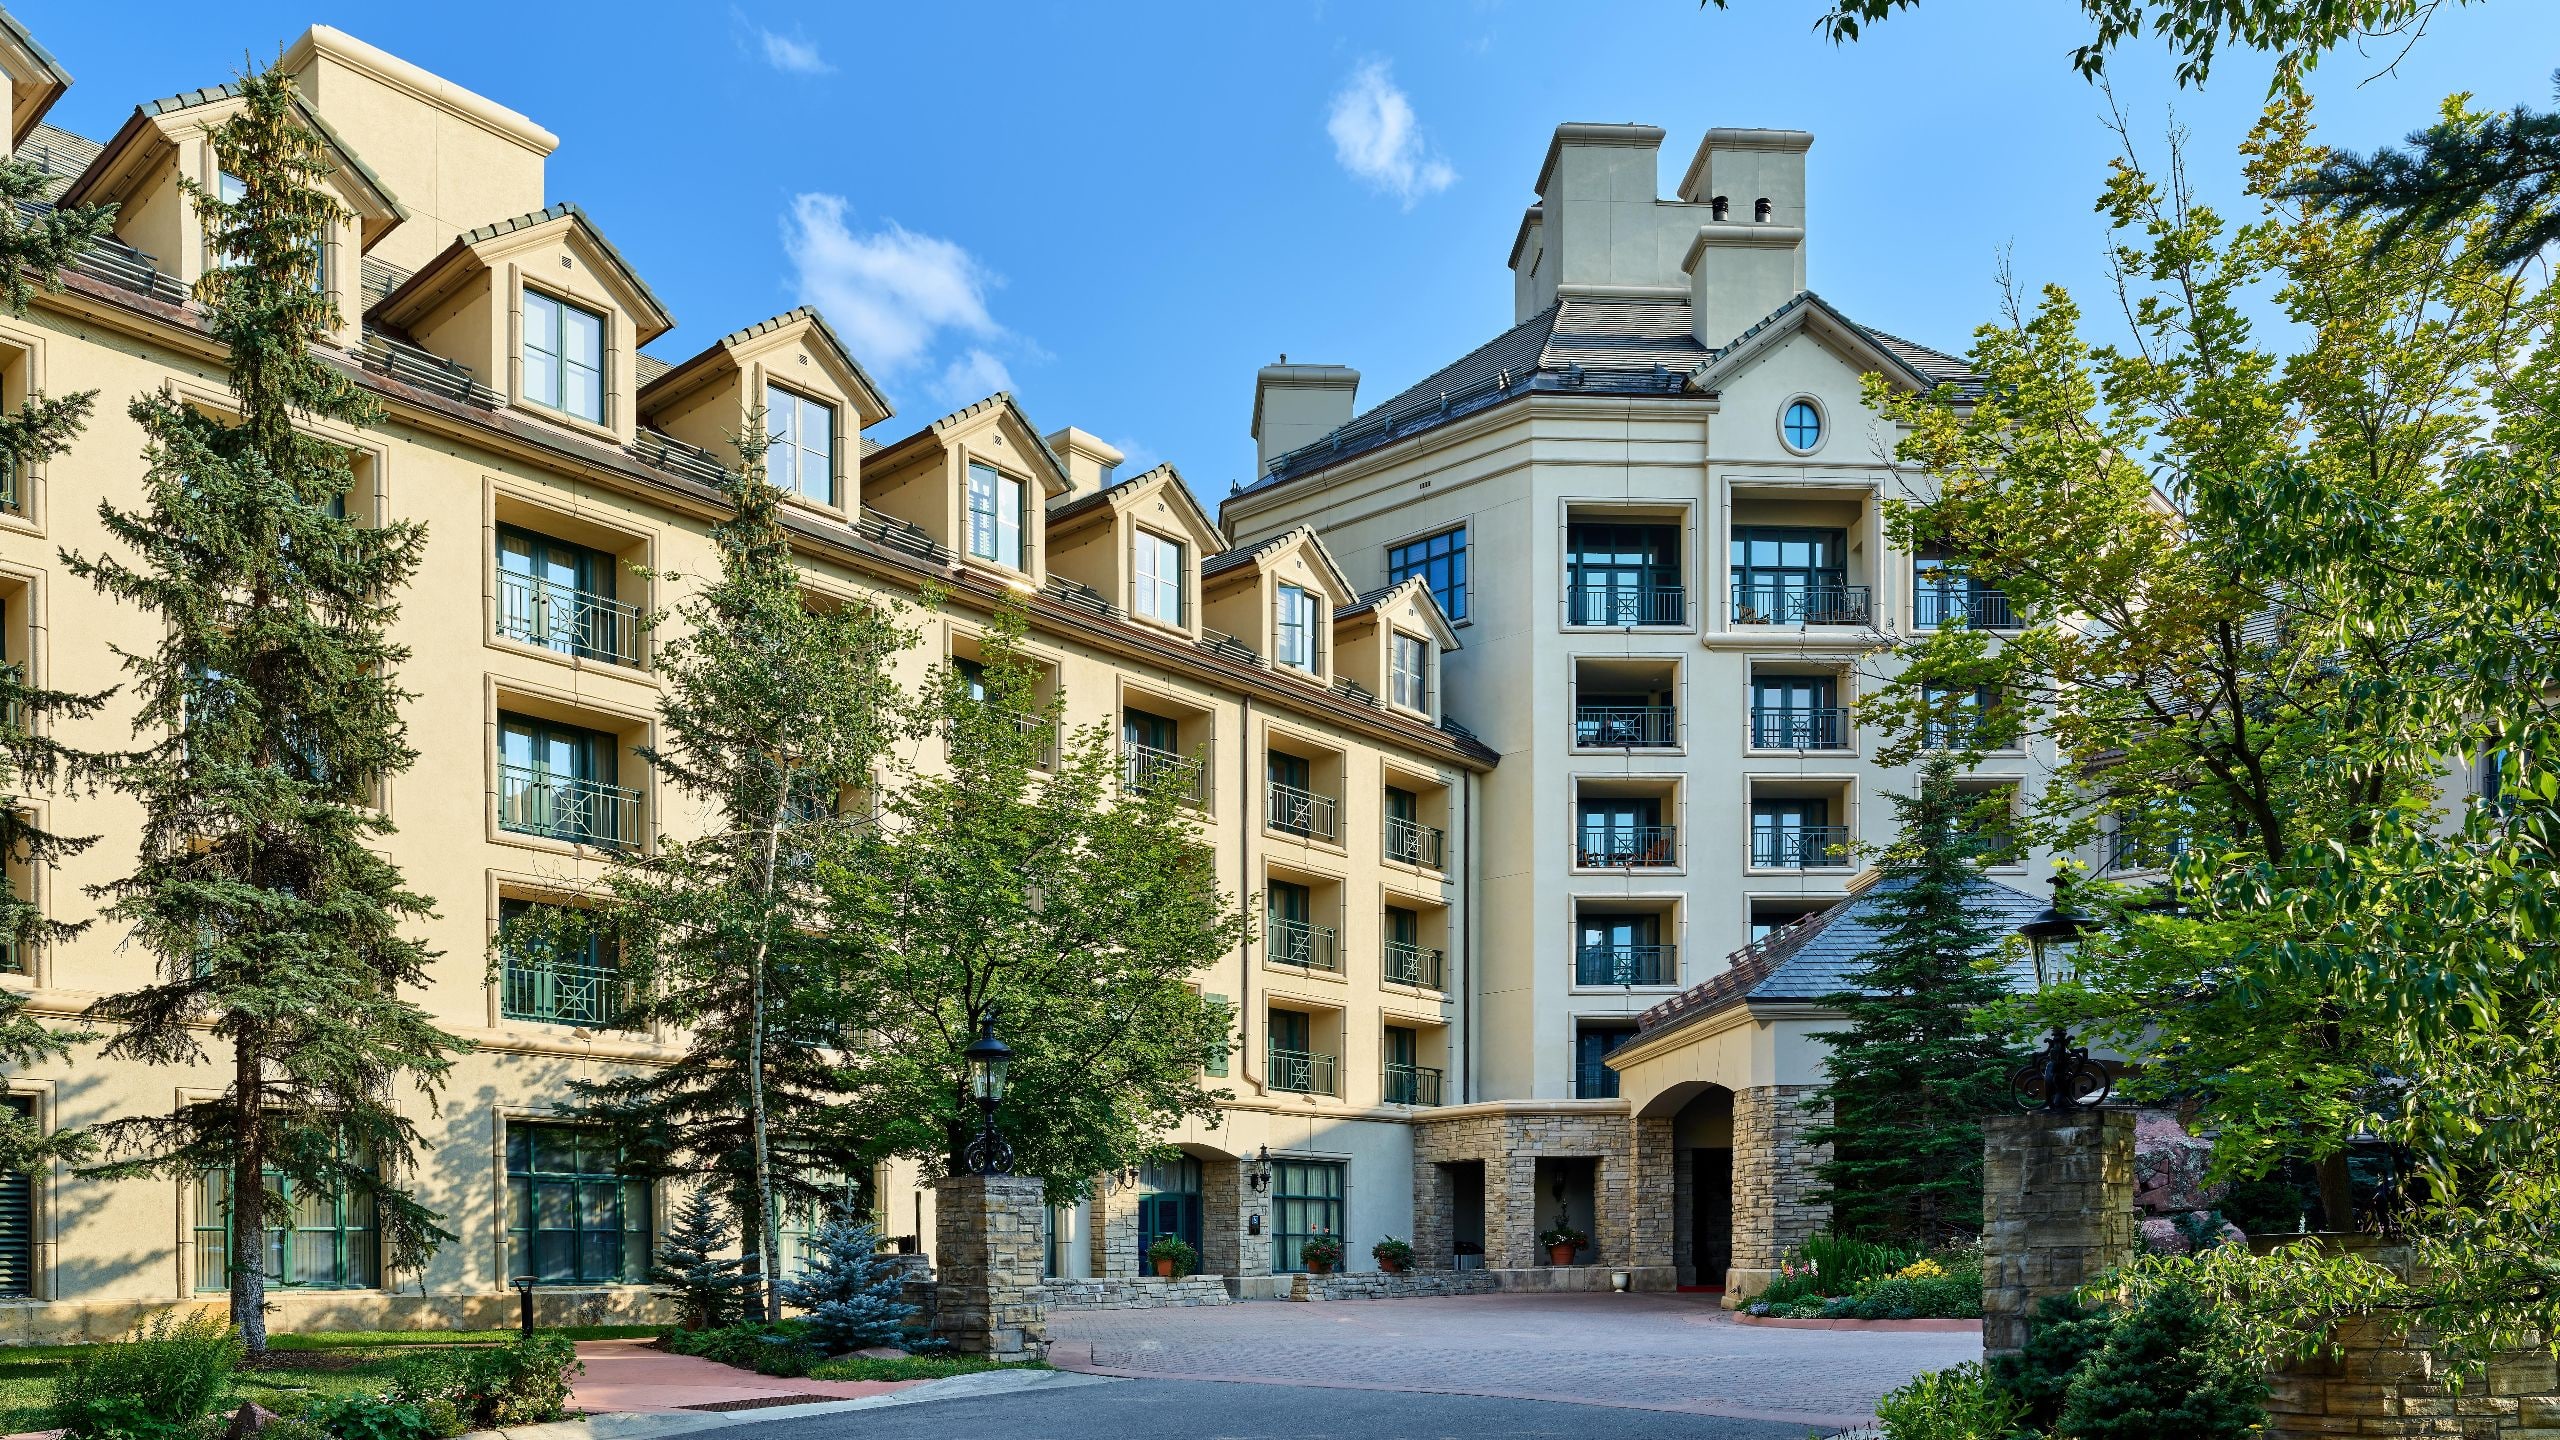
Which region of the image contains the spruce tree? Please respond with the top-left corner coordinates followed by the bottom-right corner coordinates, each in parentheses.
top-left (557, 416), bottom-right (908, 1322)
top-left (650, 1187), bottom-right (751, 1331)
top-left (63, 67), bottom-right (460, 1355)
top-left (0, 134), bottom-right (118, 1178)
top-left (1803, 753), bottom-right (2028, 1245)
top-left (775, 1209), bottom-right (913, 1352)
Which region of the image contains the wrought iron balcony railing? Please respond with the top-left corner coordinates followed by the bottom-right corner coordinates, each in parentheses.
top-left (1120, 741), bottom-right (1209, 806)
top-left (1265, 781), bottom-right (1340, 842)
top-left (501, 958), bottom-right (626, 1028)
top-left (1915, 587), bottom-right (2016, 630)
top-left (1384, 940), bottom-right (1445, 990)
top-left (1567, 572), bottom-right (1686, 627)
top-left (1575, 943), bottom-right (1676, 987)
top-left (1266, 917), bottom-right (1341, 973)
top-left (1576, 824), bottom-right (1678, 869)
top-left (1730, 584), bottom-right (1873, 626)
top-left (495, 570), bottom-right (645, 668)
top-left (497, 764), bottom-right (642, 850)
top-left (946, 707), bottom-right (1060, 770)
top-left (1574, 705), bottom-right (1678, 748)
top-left (1750, 706), bottom-right (1850, 750)
top-left (1383, 815), bottom-right (1445, 870)
top-left (1383, 1063), bottom-right (1444, 1106)
top-left (1751, 824), bottom-right (1852, 869)
top-left (1268, 1046), bottom-right (1338, 1096)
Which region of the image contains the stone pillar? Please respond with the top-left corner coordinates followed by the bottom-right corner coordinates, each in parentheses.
top-left (1494, 1131), bottom-right (1541, 1268)
top-left (1622, 1115), bottom-right (1677, 1272)
top-left (1728, 1084), bottom-right (1831, 1300)
top-left (1412, 1161), bottom-right (1455, 1270)
top-left (1981, 1110), bottom-right (2136, 1355)
top-left (931, 1174), bottom-right (1049, 1361)
top-left (1201, 1158), bottom-right (1241, 1279)
top-left (1088, 1174), bottom-right (1141, 1279)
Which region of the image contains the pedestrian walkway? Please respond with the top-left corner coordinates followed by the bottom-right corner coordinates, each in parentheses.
top-left (569, 1340), bottom-right (923, 1413)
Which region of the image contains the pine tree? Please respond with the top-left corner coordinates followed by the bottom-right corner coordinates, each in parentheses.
top-left (2055, 1279), bottom-right (2268, 1439)
top-left (63, 67), bottom-right (460, 1356)
top-left (775, 1209), bottom-right (913, 1352)
top-left (651, 1187), bottom-right (751, 1331)
top-left (558, 415), bottom-right (908, 1323)
top-left (0, 130), bottom-right (118, 1180)
top-left (2294, 78), bottom-right (2560, 267)
top-left (1803, 753), bottom-right (2029, 1245)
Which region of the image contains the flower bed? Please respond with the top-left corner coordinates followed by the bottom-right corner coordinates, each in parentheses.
top-left (1740, 1238), bottom-right (1985, 1322)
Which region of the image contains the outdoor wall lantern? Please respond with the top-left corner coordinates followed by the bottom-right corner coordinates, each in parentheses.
top-left (2014, 874), bottom-right (2112, 1112)
top-left (1248, 1145), bottom-right (1272, 1193)
top-left (961, 1007), bottom-right (1015, 1174)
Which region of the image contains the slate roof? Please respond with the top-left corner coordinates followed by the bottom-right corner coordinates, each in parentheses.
top-left (14, 123), bottom-right (99, 201)
top-left (1635, 871), bottom-right (2044, 1038)
top-left (1334, 581), bottom-right (1411, 620)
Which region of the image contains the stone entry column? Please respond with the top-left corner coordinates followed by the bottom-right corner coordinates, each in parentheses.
top-left (932, 1174), bottom-right (1049, 1361)
top-left (1981, 1110), bottom-right (2135, 1355)
top-left (1413, 1162), bottom-right (1455, 1270)
top-left (1200, 1156), bottom-right (1270, 1283)
top-left (1089, 1174), bottom-right (1140, 1279)
top-left (1728, 1084), bottom-right (1830, 1299)
top-left (1620, 1115), bottom-right (1677, 1271)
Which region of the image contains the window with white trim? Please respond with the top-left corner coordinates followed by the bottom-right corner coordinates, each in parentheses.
top-left (1133, 530), bottom-right (1184, 625)
top-left (523, 289), bottom-right (605, 423)
top-left (1274, 584), bottom-right (1321, 674)
top-left (967, 462), bottom-right (1025, 570)
top-left (767, 384), bottom-right (837, 506)
top-left (1389, 633), bottom-right (1429, 712)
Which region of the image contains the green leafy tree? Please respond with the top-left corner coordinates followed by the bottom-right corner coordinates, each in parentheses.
top-left (62, 67), bottom-right (460, 1355)
top-left (552, 418), bottom-right (908, 1321)
top-left (822, 604), bottom-right (1244, 1195)
top-left (1803, 755), bottom-right (2028, 1245)
top-left (0, 130), bottom-right (118, 1179)
top-left (1868, 91), bottom-right (2560, 1361)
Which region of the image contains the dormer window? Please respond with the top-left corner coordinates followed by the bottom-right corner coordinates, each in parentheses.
top-left (524, 289), bottom-right (605, 424)
top-left (1390, 632), bottom-right (1430, 713)
top-left (1275, 583), bottom-right (1322, 675)
top-left (212, 172), bottom-right (326, 291)
top-left (966, 461), bottom-right (1025, 570)
top-left (767, 384), bottom-right (837, 506)
top-left (1134, 529), bottom-right (1185, 625)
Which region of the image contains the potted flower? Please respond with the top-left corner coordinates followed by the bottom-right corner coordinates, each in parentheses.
top-left (1146, 1235), bottom-right (1198, 1279)
top-left (1300, 1233), bottom-right (1345, 1276)
top-left (1539, 1213), bottom-right (1590, 1267)
top-left (1372, 1236), bottom-right (1415, 1274)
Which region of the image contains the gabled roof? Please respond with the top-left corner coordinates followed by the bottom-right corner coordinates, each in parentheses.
top-left (862, 391), bottom-right (1073, 494)
top-left (1335, 575), bottom-right (1460, 649)
top-left (1684, 289), bottom-right (1973, 399)
top-left (61, 83), bottom-right (407, 246)
top-left (1633, 871), bottom-right (2043, 1041)
top-left (1200, 524), bottom-right (1356, 602)
top-left (638, 304), bottom-right (892, 428)
top-left (1045, 462), bottom-right (1222, 545)
top-left (0, 9), bottom-right (71, 147)
top-left (376, 202), bottom-right (672, 343)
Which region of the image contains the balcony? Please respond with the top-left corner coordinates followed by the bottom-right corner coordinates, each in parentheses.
top-left (1730, 584), bottom-right (1872, 626)
top-left (1576, 825), bottom-right (1678, 870)
top-left (1384, 940), bottom-right (1445, 990)
top-left (1916, 587), bottom-right (2015, 630)
top-left (948, 708), bottom-right (1061, 770)
top-left (1567, 572), bottom-right (1685, 627)
top-left (1267, 917), bottom-right (1341, 973)
top-left (1120, 741), bottom-right (1209, 806)
top-left (1268, 1046), bottom-right (1339, 1096)
top-left (498, 765), bottom-right (642, 850)
top-left (496, 570), bottom-right (645, 668)
top-left (1750, 707), bottom-right (1850, 750)
top-left (1266, 781), bottom-right (1340, 842)
top-left (1575, 704), bottom-right (1677, 748)
top-left (501, 957), bottom-right (626, 1028)
top-left (1575, 943), bottom-right (1676, 987)
top-left (1751, 824), bottom-right (1852, 869)
top-left (1383, 1063), bottom-right (1444, 1106)
top-left (1383, 815), bottom-right (1446, 870)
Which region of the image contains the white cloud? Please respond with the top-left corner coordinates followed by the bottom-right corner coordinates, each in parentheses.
top-left (734, 10), bottom-right (834, 75)
top-left (934, 349), bottom-right (1015, 406)
top-left (1326, 60), bottom-right (1456, 208)
top-left (783, 193), bottom-right (1005, 377)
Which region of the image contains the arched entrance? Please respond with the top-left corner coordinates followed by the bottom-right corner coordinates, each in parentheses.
top-left (1650, 1082), bottom-right (1736, 1288)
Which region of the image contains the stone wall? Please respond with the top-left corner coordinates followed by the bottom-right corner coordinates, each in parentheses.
top-left (1288, 1269), bottom-right (1501, 1301)
top-left (1411, 1108), bottom-right (1674, 1276)
top-left (1728, 1084), bottom-right (1831, 1297)
top-left (931, 1174), bottom-right (1049, 1362)
top-left (1042, 1275), bottom-right (1232, 1310)
top-left (1980, 1110), bottom-right (2136, 1355)
top-left (1090, 1173), bottom-right (1141, 1279)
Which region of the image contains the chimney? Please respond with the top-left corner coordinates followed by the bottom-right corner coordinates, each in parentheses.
top-left (1043, 427), bottom-right (1124, 499)
top-left (1677, 129), bottom-right (1812, 350)
top-left (1516, 123), bottom-right (1687, 319)
top-left (1251, 363), bottom-right (1359, 477)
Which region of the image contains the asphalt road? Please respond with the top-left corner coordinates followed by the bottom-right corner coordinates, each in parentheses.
top-left (704, 1376), bottom-right (1841, 1440)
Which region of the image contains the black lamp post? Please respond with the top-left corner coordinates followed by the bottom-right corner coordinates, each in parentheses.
top-left (961, 1008), bottom-right (1014, 1175)
top-left (2014, 874), bottom-right (2111, 1112)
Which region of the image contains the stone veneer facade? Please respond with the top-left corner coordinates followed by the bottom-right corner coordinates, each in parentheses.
top-left (1411, 1105), bottom-right (1674, 1283)
top-left (1288, 1270), bottom-right (1501, 1301)
top-left (1980, 1110), bottom-right (2137, 1355)
top-left (1042, 1276), bottom-right (1233, 1311)
top-left (931, 1175), bottom-right (1050, 1362)
top-left (1728, 1085), bottom-right (1833, 1297)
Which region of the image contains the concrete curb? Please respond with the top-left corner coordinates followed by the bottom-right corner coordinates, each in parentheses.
top-left (486, 1369), bottom-right (1118, 1440)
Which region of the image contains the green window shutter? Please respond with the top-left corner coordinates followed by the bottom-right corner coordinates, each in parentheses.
top-left (1203, 993), bottom-right (1231, 1076)
top-left (0, 1097), bottom-right (30, 1297)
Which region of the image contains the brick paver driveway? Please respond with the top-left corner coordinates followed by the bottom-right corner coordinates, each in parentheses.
top-left (1049, 1291), bottom-right (1979, 1431)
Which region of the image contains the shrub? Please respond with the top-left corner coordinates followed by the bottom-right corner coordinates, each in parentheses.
top-left (776, 1211), bottom-right (915, 1352)
top-left (661, 1323), bottom-right (821, 1378)
top-left (390, 1334), bottom-right (582, 1428)
top-left (1370, 1236), bottom-right (1414, 1270)
top-left (303, 1394), bottom-right (443, 1440)
top-left (1146, 1235), bottom-right (1200, 1276)
top-left (1874, 1361), bottom-right (2026, 1440)
top-left (651, 1188), bottom-right (751, 1330)
top-left (1801, 1232), bottom-right (1920, 1292)
top-left (1987, 1293), bottom-right (2118, 1434)
top-left (2055, 1278), bottom-right (2267, 1440)
top-left (50, 1312), bottom-right (244, 1440)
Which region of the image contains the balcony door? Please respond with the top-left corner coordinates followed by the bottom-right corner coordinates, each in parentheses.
top-left (1136, 1155), bottom-right (1202, 1267)
top-left (497, 525), bottom-right (621, 661)
top-left (1566, 523), bottom-right (1681, 625)
top-left (1731, 526), bottom-right (1846, 623)
top-left (1577, 797), bottom-right (1665, 867)
top-left (1751, 673), bottom-right (1840, 748)
top-left (1751, 797), bottom-right (1833, 867)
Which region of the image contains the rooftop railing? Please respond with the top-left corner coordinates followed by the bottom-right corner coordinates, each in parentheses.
top-left (357, 331), bottom-right (501, 409)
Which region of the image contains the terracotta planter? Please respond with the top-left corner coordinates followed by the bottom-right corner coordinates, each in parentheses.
top-left (1153, 1257), bottom-right (1176, 1279)
top-left (1548, 1242), bottom-right (1579, 1266)
top-left (1379, 1258), bottom-right (1408, 1274)
top-left (1308, 1259), bottom-right (1334, 1276)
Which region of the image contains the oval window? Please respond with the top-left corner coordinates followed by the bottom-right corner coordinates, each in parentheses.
top-left (1783, 400), bottom-right (1823, 451)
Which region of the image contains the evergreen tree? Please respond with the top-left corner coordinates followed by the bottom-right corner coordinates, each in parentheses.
top-left (1803, 753), bottom-right (2027, 1245)
top-left (556, 416), bottom-right (908, 1323)
top-left (775, 1210), bottom-right (913, 1352)
top-left (2296, 79), bottom-right (2560, 266)
top-left (2055, 1279), bottom-right (2269, 1439)
top-left (0, 128), bottom-right (118, 1179)
top-left (650, 1187), bottom-right (751, 1331)
top-left (63, 67), bottom-right (460, 1356)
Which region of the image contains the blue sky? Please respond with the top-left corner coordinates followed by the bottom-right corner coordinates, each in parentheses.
top-left (22, 2), bottom-right (2560, 503)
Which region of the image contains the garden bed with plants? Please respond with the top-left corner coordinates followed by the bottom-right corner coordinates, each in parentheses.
top-left (1738, 1234), bottom-right (1985, 1325)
